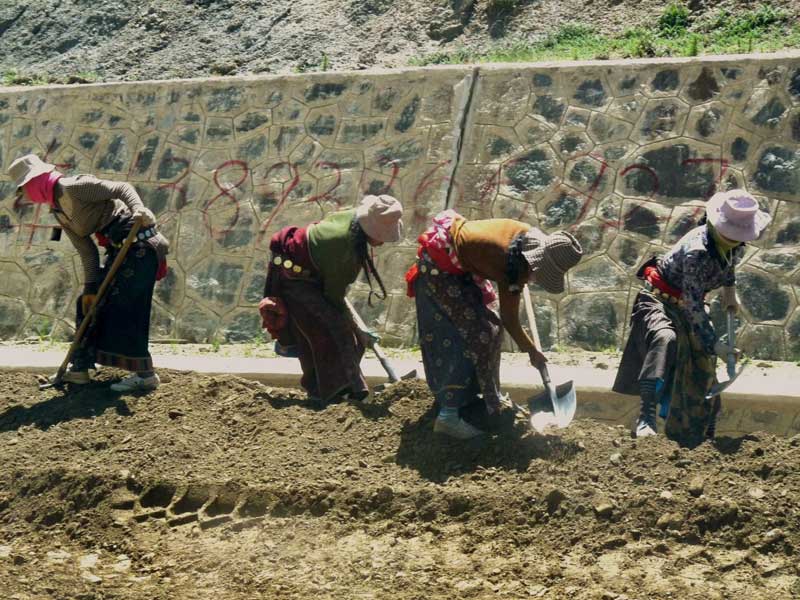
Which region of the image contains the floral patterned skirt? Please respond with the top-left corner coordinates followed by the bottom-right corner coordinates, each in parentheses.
top-left (414, 255), bottom-right (503, 414)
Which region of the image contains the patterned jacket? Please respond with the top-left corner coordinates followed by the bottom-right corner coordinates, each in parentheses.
top-left (658, 224), bottom-right (744, 355)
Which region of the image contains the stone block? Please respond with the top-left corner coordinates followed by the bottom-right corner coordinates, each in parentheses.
top-left (560, 292), bottom-right (626, 351)
top-left (607, 93), bottom-right (648, 124)
top-left (619, 139), bottom-right (720, 203)
top-left (0, 261), bottom-right (30, 300)
top-left (95, 132), bottom-right (135, 174)
top-left (220, 308), bottom-right (262, 343)
top-left (150, 302), bottom-right (176, 340)
top-left (607, 235), bottom-right (649, 272)
top-left (502, 145), bottom-right (561, 201)
top-left (741, 89), bottom-right (789, 131)
top-left (474, 73), bottom-right (530, 126)
top-left (176, 302), bottom-right (221, 344)
top-left (568, 256), bottom-right (629, 293)
top-left (787, 309), bottom-right (800, 360)
top-left (0, 296), bottom-right (27, 338)
top-left (737, 268), bottom-right (795, 324)
top-left (618, 199), bottom-right (672, 242)
top-left (186, 256), bottom-right (246, 311)
top-left (634, 98), bottom-right (690, 143)
top-left (752, 144), bottom-right (800, 197)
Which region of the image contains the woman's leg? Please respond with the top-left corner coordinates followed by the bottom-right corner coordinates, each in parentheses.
top-left (415, 274), bottom-right (483, 439)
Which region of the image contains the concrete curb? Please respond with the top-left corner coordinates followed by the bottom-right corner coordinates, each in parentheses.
top-left (2, 348), bottom-right (799, 438)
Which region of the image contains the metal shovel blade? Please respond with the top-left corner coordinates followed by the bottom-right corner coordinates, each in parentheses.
top-left (374, 369), bottom-right (418, 393)
top-left (528, 380), bottom-right (577, 432)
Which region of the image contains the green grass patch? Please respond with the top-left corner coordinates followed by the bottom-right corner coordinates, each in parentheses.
top-left (2, 68), bottom-right (101, 87)
top-left (410, 3), bottom-right (800, 66)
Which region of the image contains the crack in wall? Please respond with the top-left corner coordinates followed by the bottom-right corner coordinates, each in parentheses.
top-left (444, 66), bottom-right (480, 210)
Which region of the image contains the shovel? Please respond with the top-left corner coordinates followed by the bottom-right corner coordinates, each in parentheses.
top-left (522, 286), bottom-right (577, 432)
top-left (706, 307), bottom-right (743, 399)
top-left (344, 298), bottom-right (417, 392)
top-left (40, 217), bottom-right (144, 390)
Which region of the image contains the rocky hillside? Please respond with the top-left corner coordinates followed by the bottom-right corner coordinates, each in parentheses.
top-left (1, 0), bottom-right (799, 83)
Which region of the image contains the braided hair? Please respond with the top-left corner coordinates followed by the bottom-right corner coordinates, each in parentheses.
top-left (350, 218), bottom-right (388, 306)
top-left (505, 232), bottom-right (528, 294)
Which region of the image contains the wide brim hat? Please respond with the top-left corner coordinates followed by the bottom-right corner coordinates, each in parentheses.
top-left (8, 154), bottom-right (56, 190)
top-left (355, 194), bottom-right (404, 243)
top-left (521, 228), bottom-right (583, 294)
top-left (707, 189), bottom-right (771, 242)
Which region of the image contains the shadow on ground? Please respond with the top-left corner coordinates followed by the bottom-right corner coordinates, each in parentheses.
top-left (395, 401), bottom-right (583, 483)
top-left (0, 380), bottom-right (131, 433)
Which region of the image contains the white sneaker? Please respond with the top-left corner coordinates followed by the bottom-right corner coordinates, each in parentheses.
top-left (434, 416), bottom-right (484, 440)
top-left (111, 373), bottom-right (160, 393)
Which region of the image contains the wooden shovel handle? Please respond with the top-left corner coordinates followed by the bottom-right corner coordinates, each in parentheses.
top-left (50, 217), bottom-right (144, 385)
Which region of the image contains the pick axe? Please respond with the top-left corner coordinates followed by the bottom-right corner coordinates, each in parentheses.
top-left (344, 298), bottom-right (416, 392)
top-left (40, 217), bottom-right (144, 390)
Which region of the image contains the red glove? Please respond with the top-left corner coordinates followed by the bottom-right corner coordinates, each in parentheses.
top-left (259, 297), bottom-right (288, 338)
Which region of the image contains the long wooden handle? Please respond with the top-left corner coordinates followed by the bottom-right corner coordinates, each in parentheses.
top-left (51, 217), bottom-right (144, 385)
top-left (522, 285), bottom-right (554, 390)
top-left (522, 285), bottom-right (542, 351)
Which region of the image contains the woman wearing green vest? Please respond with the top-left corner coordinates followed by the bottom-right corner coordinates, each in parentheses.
top-left (259, 195), bottom-right (404, 405)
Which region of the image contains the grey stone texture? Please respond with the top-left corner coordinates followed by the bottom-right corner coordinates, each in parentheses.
top-left (1, 54), bottom-right (800, 358)
top-left (453, 54), bottom-right (800, 360)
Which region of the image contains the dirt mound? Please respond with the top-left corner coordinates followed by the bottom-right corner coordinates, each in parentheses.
top-left (1, 369), bottom-right (799, 598)
top-left (2, 0), bottom-right (798, 82)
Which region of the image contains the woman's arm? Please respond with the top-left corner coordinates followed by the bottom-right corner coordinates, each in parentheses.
top-left (63, 227), bottom-right (101, 294)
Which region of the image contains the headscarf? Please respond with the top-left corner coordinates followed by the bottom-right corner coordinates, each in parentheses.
top-left (22, 171), bottom-right (62, 206)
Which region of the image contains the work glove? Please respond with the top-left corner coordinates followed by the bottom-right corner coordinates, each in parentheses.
top-left (81, 294), bottom-right (97, 316)
top-left (529, 348), bottom-right (548, 371)
top-left (132, 207), bottom-right (156, 227)
top-left (720, 286), bottom-right (739, 315)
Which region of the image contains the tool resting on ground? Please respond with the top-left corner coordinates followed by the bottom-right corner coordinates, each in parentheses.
top-left (522, 286), bottom-right (577, 432)
top-left (344, 298), bottom-right (416, 390)
top-left (41, 217), bottom-right (144, 390)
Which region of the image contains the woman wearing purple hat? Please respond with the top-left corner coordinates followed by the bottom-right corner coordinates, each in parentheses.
top-left (406, 210), bottom-right (583, 439)
top-left (8, 154), bottom-right (169, 392)
top-left (614, 190), bottom-right (771, 445)
top-left (259, 195), bottom-right (403, 405)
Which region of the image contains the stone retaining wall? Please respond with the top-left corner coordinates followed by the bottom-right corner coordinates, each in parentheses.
top-left (1, 54), bottom-right (799, 358)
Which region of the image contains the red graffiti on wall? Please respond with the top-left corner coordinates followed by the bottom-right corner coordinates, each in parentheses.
top-left (203, 160), bottom-right (249, 239)
top-left (256, 161), bottom-right (301, 246)
top-left (360, 157), bottom-right (400, 196)
top-left (306, 161), bottom-right (343, 206)
top-left (156, 156), bottom-right (192, 211)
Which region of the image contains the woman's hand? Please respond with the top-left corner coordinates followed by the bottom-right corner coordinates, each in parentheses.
top-left (133, 207), bottom-right (156, 227)
top-left (528, 348), bottom-right (548, 370)
top-left (720, 285), bottom-right (739, 315)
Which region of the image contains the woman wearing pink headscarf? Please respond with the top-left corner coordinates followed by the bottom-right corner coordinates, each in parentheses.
top-left (9, 154), bottom-right (169, 392)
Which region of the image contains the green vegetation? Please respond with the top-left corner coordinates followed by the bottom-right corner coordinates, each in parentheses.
top-left (410, 3), bottom-right (800, 66)
top-left (2, 68), bottom-right (99, 86)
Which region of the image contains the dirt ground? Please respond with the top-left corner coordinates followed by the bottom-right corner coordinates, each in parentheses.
top-left (0, 369), bottom-right (799, 599)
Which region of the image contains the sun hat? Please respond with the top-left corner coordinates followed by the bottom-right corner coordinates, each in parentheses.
top-left (520, 228), bottom-right (583, 294)
top-left (7, 154), bottom-right (57, 190)
top-left (706, 189), bottom-right (771, 242)
top-left (355, 194), bottom-right (404, 243)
